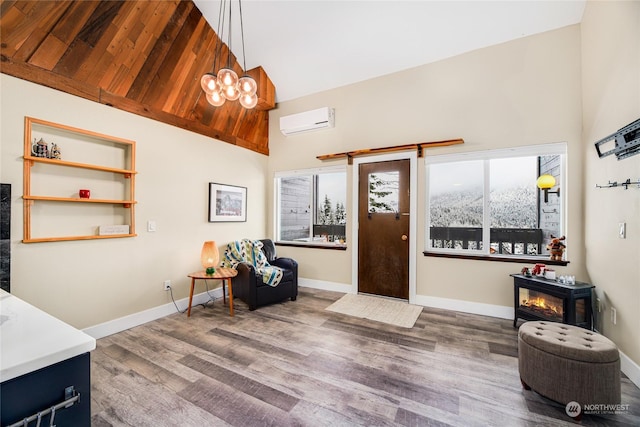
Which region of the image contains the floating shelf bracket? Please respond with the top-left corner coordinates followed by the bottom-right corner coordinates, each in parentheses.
top-left (594, 118), bottom-right (640, 160)
top-left (595, 178), bottom-right (640, 190)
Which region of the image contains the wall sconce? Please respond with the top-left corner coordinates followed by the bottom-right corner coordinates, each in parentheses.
top-left (537, 174), bottom-right (560, 203)
top-left (201, 241), bottom-right (220, 275)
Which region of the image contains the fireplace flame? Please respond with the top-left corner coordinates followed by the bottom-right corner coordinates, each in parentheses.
top-left (521, 297), bottom-right (560, 314)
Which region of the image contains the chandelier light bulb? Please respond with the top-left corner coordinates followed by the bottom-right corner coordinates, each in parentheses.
top-left (206, 90), bottom-right (226, 107)
top-left (217, 68), bottom-right (238, 88)
top-left (200, 73), bottom-right (219, 95)
top-left (239, 93), bottom-right (258, 109)
top-left (238, 76), bottom-right (257, 96)
top-left (223, 84), bottom-right (241, 101)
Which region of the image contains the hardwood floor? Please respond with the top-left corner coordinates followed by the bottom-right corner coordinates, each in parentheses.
top-left (91, 288), bottom-right (640, 426)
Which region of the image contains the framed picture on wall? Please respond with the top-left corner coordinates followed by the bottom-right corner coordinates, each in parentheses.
top-left (208, 183), bottom-right (247, 222)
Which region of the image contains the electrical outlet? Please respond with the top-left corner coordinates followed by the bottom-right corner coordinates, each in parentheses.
top-left (163, 280), bottom-right (171, 291)
top-left (611, 307), bottom-right (617, 325)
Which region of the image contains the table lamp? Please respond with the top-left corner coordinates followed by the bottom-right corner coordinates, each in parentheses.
top-left (201, 241), bottom-right (220, 275)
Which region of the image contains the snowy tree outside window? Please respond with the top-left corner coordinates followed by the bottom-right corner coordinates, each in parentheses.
top-left (276, 168), bottom-right (347, 245)
top-left (368, 172), bottom-right (399, 213)
top-left (426, 143), bottom-right (566, 258)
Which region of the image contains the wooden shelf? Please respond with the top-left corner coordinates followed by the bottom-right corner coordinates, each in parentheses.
top-left (23, 117), bottom-right (136, 243)
top-left (23, 234), bottom-right (137, 244)
top-left (24, 156), bottom-right (137, 176)
top-left (23, 195), bottom-right (136, 205)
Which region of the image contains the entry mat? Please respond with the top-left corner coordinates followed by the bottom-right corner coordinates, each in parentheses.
top-left (326, 293), bottom-right (423, 328)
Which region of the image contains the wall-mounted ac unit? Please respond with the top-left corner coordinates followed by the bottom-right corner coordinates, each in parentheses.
top-left (280, 107), bottom-right (335, 136)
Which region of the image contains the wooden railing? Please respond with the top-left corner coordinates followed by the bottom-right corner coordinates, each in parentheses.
top-left (313, 224), bottom-right (346, 242)
top-left (430, 227), bottom-right (544, 255)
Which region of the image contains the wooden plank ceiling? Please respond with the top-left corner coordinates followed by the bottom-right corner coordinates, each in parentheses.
top-left (0, 0), bottom-right (275, 155)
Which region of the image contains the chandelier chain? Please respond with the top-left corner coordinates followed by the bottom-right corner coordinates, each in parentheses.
top-left (226, 0), bottom-right (233, 69)
top-left (212, 0), bottom-right (225, 73)
top-left (239, 0), bottom-right (248, 74)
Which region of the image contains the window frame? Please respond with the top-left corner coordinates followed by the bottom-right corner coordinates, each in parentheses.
top-left (424, 142), bottom-right (567, 262)
top-left (274, 165), bottom-right (347, 249)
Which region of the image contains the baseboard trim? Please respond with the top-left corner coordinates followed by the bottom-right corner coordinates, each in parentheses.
top-left (84, 279), bottom-right (349, 340)
top-left (83, 288), bottom-right (222, 339)
top-left (413, 294), bottom-right (514, 320)
top-left (620, 349), bottom-right (640, 389)
top-left (299, 277), bottom-right (353, 293)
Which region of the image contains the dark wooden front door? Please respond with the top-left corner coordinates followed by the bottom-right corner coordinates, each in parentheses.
top-left (358, 159), bottom-right (410, 299)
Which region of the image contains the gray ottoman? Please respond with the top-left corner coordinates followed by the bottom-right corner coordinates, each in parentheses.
top-left (518, 321), bottom-right (620, 406)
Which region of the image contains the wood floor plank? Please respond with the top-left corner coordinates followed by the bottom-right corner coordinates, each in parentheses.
top-left (90, 288), bottom-right (640, 426)
top-left (394, 407), bottom-right (455, 427)
top-left (208, 326), bottom-right (311, 360)
top-left (288, 399), bottom-right (398, 426)
top-left (92, 369), bottom-right (224, 426)
top-left (246, 357), bottom-right (401, 422)
top-left (488, 340), bottom-right (519, 357)
top-left (321, 318), bottom-right (438, 351)
top-left (179, 353), bottom-right (300, 412)
top-left (163, 327), bottom-right (258, 367)
top-left (102, 328), bottom-right (214, 383)
top-left (323, 352), bottom-right (458, 412)
top-left (101, 343), bottom-right (191, 393)
top-left (178, 376), bottom-right (290, 427)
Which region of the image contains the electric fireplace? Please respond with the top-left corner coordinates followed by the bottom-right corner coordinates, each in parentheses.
top-left (511, 274), bottom-right (594, 330)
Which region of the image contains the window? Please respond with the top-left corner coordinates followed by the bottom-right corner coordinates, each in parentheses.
top-left (425, 143), bottom-right (566, 259)
top-left (275, 167), bottom-right (347, 246)
top-left (368, 171), bottom-right (400, 213)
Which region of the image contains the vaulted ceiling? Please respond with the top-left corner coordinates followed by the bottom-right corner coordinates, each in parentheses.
top-left (0, 0), bottom-right (275, 155)
top-left (195, 0), bottom-right (586, 103)
top-left (1, 1), bottom-right (587, 156)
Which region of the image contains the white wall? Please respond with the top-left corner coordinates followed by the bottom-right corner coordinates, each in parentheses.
top-left (0, 75), bottom-right (268, 329)
top-left (268, 25), bottom-right (586, 309)
top-left (581, 0), bottom-right (640, 371)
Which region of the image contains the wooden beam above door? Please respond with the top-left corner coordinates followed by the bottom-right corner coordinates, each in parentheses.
top-left (317, 138), bottom-right (464, 164)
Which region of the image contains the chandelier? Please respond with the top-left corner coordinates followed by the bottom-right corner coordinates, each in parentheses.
top-left (200, 0), bottom-right (258, 109)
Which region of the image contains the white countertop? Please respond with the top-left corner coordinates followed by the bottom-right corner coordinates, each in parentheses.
top-left (0, 289), bottom-right (96, 382)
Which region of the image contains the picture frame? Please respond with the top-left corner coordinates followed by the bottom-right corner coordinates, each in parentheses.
top-left (208, 183), bottom-right (247, 222)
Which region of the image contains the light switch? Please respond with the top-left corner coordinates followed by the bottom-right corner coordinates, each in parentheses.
top-left (619, 222), bottom-right (626, 239)
top-left (147, 220), bottom-right (157, 232)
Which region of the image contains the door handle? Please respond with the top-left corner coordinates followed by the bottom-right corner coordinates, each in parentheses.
top-left (401, 234), bottom-right (408, 241)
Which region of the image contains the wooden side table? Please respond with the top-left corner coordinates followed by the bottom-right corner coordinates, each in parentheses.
top-left (187, 268), bottom-right (238, 317)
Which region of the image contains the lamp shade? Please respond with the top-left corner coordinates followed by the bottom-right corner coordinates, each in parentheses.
top-left (200, 73), bottom-right (219, 95)
top-left (223, 84), bottom-right (241, 101)
top-left (206, 91), bottom-right (226, 107)
top-left (201, 241), bottom-right (220, 272)
top-left (238, 76), bottom-right (257, 96)
top-left (536, 174), bottom-right (556, 189)
top-left (239, 93), bottom-right (258, 109)
top-left (217, 68), bottom-right (239, 89)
